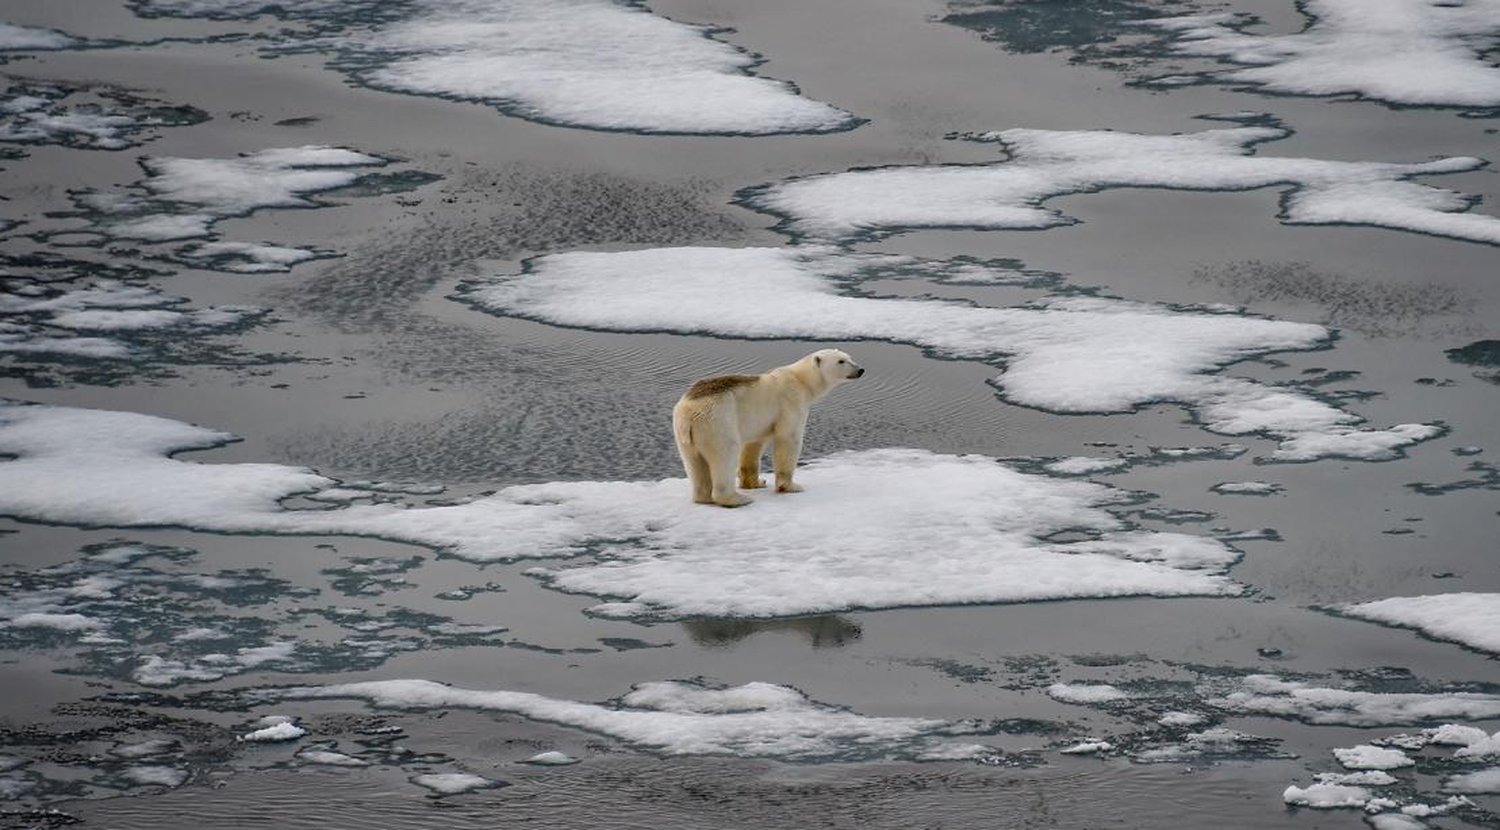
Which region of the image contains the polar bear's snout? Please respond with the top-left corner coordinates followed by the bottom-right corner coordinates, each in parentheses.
top-left (849, 365), bottom-right (865, 379)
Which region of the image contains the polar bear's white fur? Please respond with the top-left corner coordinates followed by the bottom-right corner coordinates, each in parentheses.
top-left (672, 348), bottom-right (863, 507)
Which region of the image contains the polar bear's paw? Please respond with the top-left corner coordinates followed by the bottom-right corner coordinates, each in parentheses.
top-left (713, 492), bottom-right (755, 508)
top-left (775, 482), bottom-right (804, 494)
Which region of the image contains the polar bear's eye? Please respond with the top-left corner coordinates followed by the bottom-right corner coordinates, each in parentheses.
top-left (837, 359), bottom-right (845, 364)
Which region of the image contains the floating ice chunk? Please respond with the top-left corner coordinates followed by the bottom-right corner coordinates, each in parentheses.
top-left (239, 721), bottom-right (307, 742)
top-left (1401, 797), bottom-right (1472, 817)
top-left (1060, 740), bottom-right (1113, 754)
top-left (1142, 1), bottom-right (1500, 109)
top-left (272, 678), bottom-right (983, 761)
top-left (122, 765), bottom-right (188, 787)
top-left (1045, 456), bottom-right (1129, 476)
top-left (172, 627), bottom-right (230, 642)
top-left (744, 120), bottom-right (1500, 246)
top-left (49, 309), bottom-right (187, 331)
top-left (0, 335), bottom-right (131, 359)
top-left (112, 739), bottom-right (179, 759)
top-left (0, 404), bottom-right (1243, 612)
top-left (1048, 683), bottom-right (1130, 704)
top-left (1284, 782), bottom-right (1371, 808)
top-left (143, 147), bottom-right (383, 214)
top-left (521, 751), bottom-right (578, 766)
top-left (0, 23), bottom-right (78, 50)
top-left (134, 642), bottom-right (298, 686)
top-left (1444, 767), bottom-right (1500, 794)
top-left (1427, 724), bottom-right (1489, 747)
top-left (410, 772), bottom-right (503, 795)
top-left (295, 746), bottom-right (369, 767)
top-left (8, 611), bottom-right (102, 631)
top-left (1368, 815), bottom-right (1426, 830)
top-left (1334, 745), bottom-right (1415, 770)
top-left (1210, 675), bottom-right (1500, 726)
top-left (1339, 594), bottom-right (1500, 655)
top-left (332, 0), bottom-right (857, 135)
top-left (460, 246), bottom-right (1435, 461)
top-left (1455, 734), bottom-right (1500, 760)
top-left (1320, 771), bottom-right (1399, 787)
top-left (1211, 481), bottom-right (1282, 495)
top-left (105, 213), bottom-right (216, 242)
top-left (175, 241), bottom-right (319, 273)
top-left (1157, 711), bottom-right (1205, 727)
top-left (1272, 425), bottom-right (1447, 463)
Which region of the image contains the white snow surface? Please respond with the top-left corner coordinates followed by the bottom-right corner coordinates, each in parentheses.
top-left (1211, 481), bottom-right (1283, 495)
top-left (1339, 593), bottom-right (1500, 655)
top-left (1143, 0), bottom-right (1500, 108)
top-left (1210, 675), bottom-right (1500, 726)
top-left (333, 0), bottom-right (856, 135)
top-left (0, 23), bottom-right (78, 50)
top-left (410, 772), bottom-right (502, 795)
top-left (1044, 456), bottom-right (1129, 475)
top-left (295, 747), bottom-right (369, 767)
top-left (1445, 767), bottom-right (1500, 794)
top-left (1333, 745), bottom-right (1416, 770)
top-left (239, 721), bottom-right (307, 742)
top-left (1047, 683), bottom-right (1131, 704)
top-left (7, 612), bottom-right (102, 631)
top-left (459, 246), bottom-right (1438, 461)
top-left (271, 678), bottom-right (984, 761)
top-left (1283, 782), bottom-right (1371, 808)
top-left (745, 121), bottom-right (1500, 245)
top-left (0, 402), bottom-right (1244, 616)
top-left (1059, 740), bottom-right (1113, 754)
top-left (122, 765), bottom-right (188, 787)
top-left (522, 751), bottom-right (579, 766)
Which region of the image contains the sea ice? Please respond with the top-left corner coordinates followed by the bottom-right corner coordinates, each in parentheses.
top-left (1283, 781), bottom-right (1371, 808)
top-left (1044, 456), bottom-right (1129, 476)
top-left (743, 119), bottom-right (1500, 246)
top-left (0, 403), bottom-right (1244, 615)
top-left (0, 23), bottom-right (78, 50)
top-left (410, 772), bottom-right (503, 795)
top-left (271, 678), bottom-right (985, 762)
top-left (337, 0), bottom-right (858, 135)
top-left (1047, 683), bottom-right (1131, 704)
top-left (522, 751), bottom-right (579, 766)
top-left (1338, 593), bottom-right (1500, 655)
top-left (121, 765), bottom-right (188, 787)
top-left (7, 612), bottom-right (102, 631)
top-left (1210, 675), bottom-right (1500, 726)
top-left (295, 746), bottom-right (369, 767)
top-left (1059, 740), bottom-right (1113, 754)
top-left (239, 721), bottom-right (307, 742)
top-left (1142, 0), bottom-right (1500, 109)
top-left (1333, 745), bottom-right (1415, 770)
top-left (1368, 815), bottom-right (1428, 830)
top-left (1157, 711), bottom-right (1205, 727)
top-left (1444, 767), bottom-right (1500, 794)
top-left (1211, 481), bottom-right (1282, 495)
top-left (458, 246), bottom-right (1438, 461)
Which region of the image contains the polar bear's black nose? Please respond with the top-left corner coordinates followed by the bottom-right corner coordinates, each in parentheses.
top-left (853, 367), bottom-right (865, 378)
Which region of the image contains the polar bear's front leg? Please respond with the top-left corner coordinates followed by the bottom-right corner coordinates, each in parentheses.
top-left (772, 427), bottom-right (805, 493)
top-left (738, 440), bottom-right (766, 489)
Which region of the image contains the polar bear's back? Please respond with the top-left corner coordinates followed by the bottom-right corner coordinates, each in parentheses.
top-left (683, 374), bottom-right (760, 400)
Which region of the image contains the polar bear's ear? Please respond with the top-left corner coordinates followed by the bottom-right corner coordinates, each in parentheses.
top-left (815, 355), bottom-right (822, 366)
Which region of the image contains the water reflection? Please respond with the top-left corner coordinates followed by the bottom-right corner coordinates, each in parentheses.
top-left (681, 615), bottom-right (862, 649)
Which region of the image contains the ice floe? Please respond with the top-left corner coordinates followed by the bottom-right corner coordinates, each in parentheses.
top-left (0, 23), bottom-right (79, 51)
top-left (1142, 0), bottom-right (1500, 110)
top-left (121, 765), bottom-right (188, 787)
top-left (1445, 767), bottom-right (1500, 794)
top-left (268, 678), bottom-right (986, 761)
top-left (133, 0), bottom-right (856, 135)
top-left (1283, 781), bottom-right (1371, 808)
top-left (457, 245), bottom-right (1440, 461)
top-left (1209, 675), bottom-right (1500, 726)
top-left (1210, 481), bottom-right (1282, 495)
top-left (410, 772), bottom-right (504, 795)
top-left (1047, 683), bottom-right (1131, 704)
top-left (0, 403), bottom-right (1245, 616)
top-left (0, 83), bottom-right (203, 151)
top-left (742, 119), bottom-right (1500, 246)
top-left (1333, 745), bottom-right (1414, 770)
top-left (66, 146), bottom-right (399, 273)
top-left (521, 750), bottom-right (578, 766)
top-left (239, 720), bottom-right (307, 743)
top-left (1059, 740), bottom-right (1113, 755)
top-left (295, 746), bottom-right (369, 767)
top-left (1338, 593), bottom-right (1500, 655)
top-left (1044, 456), bottom-right (1129, 476)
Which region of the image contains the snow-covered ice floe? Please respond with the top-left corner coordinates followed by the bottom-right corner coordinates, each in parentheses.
top-left (0, 22), bottom-right (80, 51)
top-left (0, 401), bottom-right (1243, 617)
top-left (133, 0), bottom-right (857, 136)
top-left (456, 245), bottom-right (1441, 462)
top-left (1209, 675), bottom-right (1500, 726)
top-left (1047, 683), bottom-right (1131, 704)
top-left (741, 118), bottom-right (1500, 246)
top-left (0, 281), bottom-right (260, 359)
top-left (1142, 0), bottom-right (1500, 110)
top-left (1337, 593), bottom-right (1500, 656)
top-left (0, 83), bottom-right (204, 151)
top-left (410, 772), bottom-right (504, 795)
top-left (264, 678), bottom-right (988, 762)
top-left (67, 145), bottom-right (396, 272)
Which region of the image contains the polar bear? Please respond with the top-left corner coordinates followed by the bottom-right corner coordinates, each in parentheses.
top-left (672, 348), bottom-right (863, 507)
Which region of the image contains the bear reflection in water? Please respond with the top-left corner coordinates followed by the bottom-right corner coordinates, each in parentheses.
top-left (681, 615), bottom-right (863, 648)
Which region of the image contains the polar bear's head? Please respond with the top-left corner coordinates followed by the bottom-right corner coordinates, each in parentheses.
top-left (811, 348), bottom-right (863, 384)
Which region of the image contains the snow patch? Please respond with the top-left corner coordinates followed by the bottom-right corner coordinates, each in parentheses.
top-left (1210, 675), bottom-right (1500, 726)
top-left (1339, 593), bottom-right (1500, 655)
